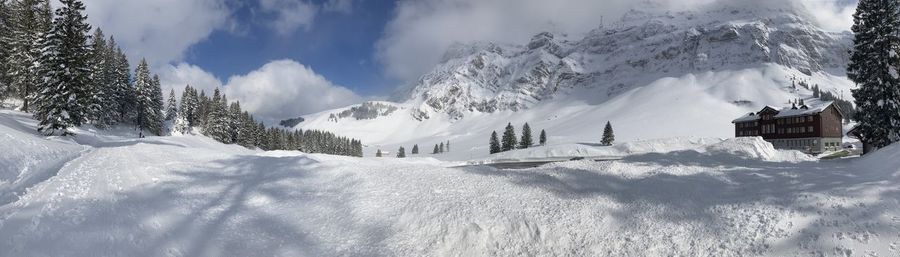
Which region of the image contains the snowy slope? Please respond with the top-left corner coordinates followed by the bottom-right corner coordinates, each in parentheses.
top-left (2, 111), bottom-right (899, 256)
top-left (300, 64), bottom-right (853, 160)
top-left (295, 2), bottom-right (855, 160)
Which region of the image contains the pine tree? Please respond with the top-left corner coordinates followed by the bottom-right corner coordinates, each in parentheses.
top-left (111, 45), bottom-right (133, 123)
top-left (446, 140), bottom-right (450, 152)
top-left (602, 121), bottom-right (615, 146)
top-left (148, 75), bottom-right (164, 134)
top-left (501, 123), bottom-right (517, 151)
top-left (519, 123), bottom-right (533, 149)
top-left (848, 0), bottom-right (900, 149)
top-left (0, 0), bottom-right (13, 101)
top-left (172, 111), bottom-right (190, 134)
top-left (433, 144), bottom-right (439, 154)
top-left (197, 90), bottom-right (209, 126)
top-left (376, 149), bottom-right (383, 157)
top-left (133, 59), bottom-right (153, 136)
top-left (489, 131), bottom-right (501, 154)
top-left (180, 85), bottom-right (199, 126)
top-left (204, 88), bottom-right (230, 142)
top-left (539, 129), bottom-right (547, 145)
top-left (439, 142), bottom-right (445, 153)
top-left (88, 29), bottom-right (119, 128)
top-left (34, 0), bottom-right (93, 135)
top-left (228, 101), bottom-right (241, 143)
top-left (85, 29), bottom-right (105, 125)
top-left (411, 144), bottom-right (419, 154)
top-left (9, 0), bottom-right (51, 112)
top-left (165, 88), bottom-right (177, 121)
top-left (397, 147), bottom-right (406, 158)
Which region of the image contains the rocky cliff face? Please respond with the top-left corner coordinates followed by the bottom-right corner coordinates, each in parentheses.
top-left (403, 2), bottom-right (851, 120)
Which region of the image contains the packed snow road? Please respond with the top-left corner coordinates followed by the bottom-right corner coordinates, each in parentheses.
top-left (1, 111), bottom-right (899, 256)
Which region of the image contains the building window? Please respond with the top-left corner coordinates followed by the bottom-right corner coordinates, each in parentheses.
top-left (807, 116), bottom-right (813, 122)
top-left (809, 126), bottom-right (814, 133)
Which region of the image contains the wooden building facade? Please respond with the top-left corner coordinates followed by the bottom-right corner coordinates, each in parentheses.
top-left (732, 102), bottom-right (844, 153)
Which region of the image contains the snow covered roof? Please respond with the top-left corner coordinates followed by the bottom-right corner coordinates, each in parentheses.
top-left (773, 101), bottom-right (834, 118)
top-left (732, 113), bottom-right (760, 123)
top-left (732, 101), bottom-right (835, 123)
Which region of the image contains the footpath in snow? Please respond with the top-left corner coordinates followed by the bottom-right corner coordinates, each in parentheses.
top-left (1, 110), bottom-right (899, 256)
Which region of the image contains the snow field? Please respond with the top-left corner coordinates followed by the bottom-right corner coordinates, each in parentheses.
top-left (1, 110), bottom-right (899, 256)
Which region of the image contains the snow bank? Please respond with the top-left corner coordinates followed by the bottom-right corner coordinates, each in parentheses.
top-left (702, 137), bottom-right (814, 162)
top-left (481, 137), bottom-right (813, 163)
top-left (0, 111), bottom-right (87, 205)
top-left (855, 142), bottom-right (900, 174)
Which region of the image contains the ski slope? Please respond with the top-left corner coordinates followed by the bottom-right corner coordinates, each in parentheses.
top-left (1, 110), bottom-right (899, 256)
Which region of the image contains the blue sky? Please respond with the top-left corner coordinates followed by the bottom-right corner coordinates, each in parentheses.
top-left (184, 0), bottom-right (398, 96)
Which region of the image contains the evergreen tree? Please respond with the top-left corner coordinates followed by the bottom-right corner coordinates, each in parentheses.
top-left (519, 123), bottom-right (533, 149)
top-left (446, 140), bottom-right (450, 152)
top-left (411, 144), bottom-right (419, 154)
top-left (228, 101), bottom-right (241, 143)
top-left (88, 29), bottom-right (119, 127)
top-left (9, 0), bottom-right (51, 112)
top-left (165, 88), bottom-right (177, 121)
top-left (397, 147), bottom-right (406, 158)
top-left (34, 0), bottom-right (92, 135)
top-left (148, 75), bottom-right (164, 134)
top-left (376, 149), bottom-right (383, 157)
top-left (602, 121), bottom-right (615, 146)
top-left (501, 123), bottom-right (517, 151)
top-left (197, 90), bottom-right (209, 126)
top-left (180, 85), bottom-right (199, 126)
top-left (439, 142), bottom-right (445, 153)
top-left (433, 144), bottom-right (439, 154)
top-left (85, 29), bottom-right (105, 125)
top-left (539, 129), bottom-right (547, 145)
top-left (489, 131), bottom-right (501, 154)
top-left (204, 88), bottom-right (230, 142)
top-left (0, 0), bottom-right (13, 101)
top-left (112, 45), bottom-right (133, 123)
top-left (847, 0), bottom-right (900, 149)
top-left (133, 59), bottom-right (153, 136)
top-left (172, 111), bottom-right (190, 134)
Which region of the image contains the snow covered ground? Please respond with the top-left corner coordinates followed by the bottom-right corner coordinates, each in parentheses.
top-left (2, 110), bottom-right (899, 256)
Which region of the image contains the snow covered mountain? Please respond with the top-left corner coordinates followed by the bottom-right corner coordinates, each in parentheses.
top-left (402, 1), bottom-right (850, 120)
top-left (296, 1), bottom-right (855, 160)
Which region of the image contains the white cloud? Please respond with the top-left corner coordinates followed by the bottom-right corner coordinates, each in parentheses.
top-left (376, 0), bottom-right (857, 82)
top-left (159, 60), bottom-right (362, 122)
top-left (158, 63), bottom-right (224, 99)
top-left (83, 0), bottom-right (232, 68)
top-left (800, 0), bottom-right (856, 31)
top-left (259, 0), bottom-right (318, 36)
top-left (224, 60), bottom-right (363, 121)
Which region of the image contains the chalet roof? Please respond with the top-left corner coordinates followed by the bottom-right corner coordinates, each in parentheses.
top-left (732, 101), bottom-right (836, 123)
top-left (732, 113), bottom-right (759, 123)
top-left (774, 101), bottom-right (834, 118)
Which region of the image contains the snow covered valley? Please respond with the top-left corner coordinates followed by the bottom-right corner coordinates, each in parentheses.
top-left (2, 109), bottom-right (900, 257)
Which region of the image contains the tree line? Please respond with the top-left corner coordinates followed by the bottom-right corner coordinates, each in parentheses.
top-left (0, 0), bottom-right (362, 157)
top-left (172, 85), bottom-right (363, 156)
top-left (487, 122), bottom-right (614, 154)
top-left (382, 140), bottom-right (449, 158)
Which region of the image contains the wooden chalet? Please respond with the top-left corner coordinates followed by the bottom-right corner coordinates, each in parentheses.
top-left (732, 101), bottom-right (844, 153)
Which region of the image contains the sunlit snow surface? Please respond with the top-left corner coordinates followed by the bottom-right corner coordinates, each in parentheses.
top-left (1, 109), bottom-right (899, 257)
